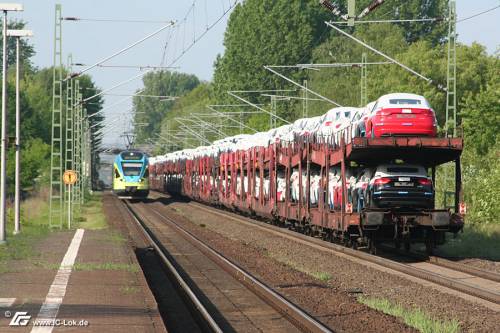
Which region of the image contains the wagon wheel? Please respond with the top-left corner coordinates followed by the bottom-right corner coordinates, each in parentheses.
top-left (425, 230), bottom-right (435, 256)
top-left (368, 237), bottom-right (377, 255)
top-left (404, 239), bottom-right (411, 252)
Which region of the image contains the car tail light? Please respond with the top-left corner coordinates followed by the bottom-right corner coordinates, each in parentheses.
top-left (418, 178), bottom-right (432, 186)
top-left (346, 203), bottom-right (353, 214)
top-left (459, 202), bottom-right (467, 215)
top-left (373, 177), bottom-right (391, 185)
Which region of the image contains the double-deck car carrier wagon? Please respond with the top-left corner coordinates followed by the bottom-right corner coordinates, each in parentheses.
top-left (150, 133), bottom-right (464, 254)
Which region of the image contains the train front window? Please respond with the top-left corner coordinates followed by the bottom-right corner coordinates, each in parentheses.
top-left (121, 162), bottom-right (143, 176)
top-left (121, 151), bottom-right (144, 160)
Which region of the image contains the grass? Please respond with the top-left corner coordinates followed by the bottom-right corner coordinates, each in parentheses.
top-left (104, 231), bottom-right (126, 244)
top-left (0, 192), bottom-right (51, 272)
top-left (265, 253), bottom-right (333, 282)
top-left (437, 223), bottom-right (500, 260)
top-left (74, 194), bottom-right (107, 230)
top-left (120, 286), bottom-right (139, 295)
top-left (73, 262), bottom-right (139, 272)
top-left (311, 271), bottom-right (332, 282)
top-left (359, 297), bottom-right (460, 333)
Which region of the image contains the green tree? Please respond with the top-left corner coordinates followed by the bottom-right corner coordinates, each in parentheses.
top-left (0, 20), bottom-right (35, 74)
top-left (460, 81), bottom-right (500, 156)
top-left (156, 83), bottom-right (214, 152)
top-left (133, 70), bottom-right (200, 143)
top-left (213, 0), bottom-right (330, 102)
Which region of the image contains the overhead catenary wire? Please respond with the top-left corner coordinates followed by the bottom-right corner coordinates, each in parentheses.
top-left (62, 17), bottom-right (175, 24)
top-left (73, 64), bottom-right (179, 70)
top-left (69, 20), bottom-right (176, 80)
top-left (457, 5), bottom-right (500, 23)
top-left (325, 21), bottom-right (446, 92)
top-left (329, 18), bottom-right (444, 24)
top-left (84, 1), bottom-right (240, 104)
top-left (264, 66), bottom-right (343, 106)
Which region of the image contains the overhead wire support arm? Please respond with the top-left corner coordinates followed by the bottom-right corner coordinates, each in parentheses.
top-left (227, 90), bottom-right (291, 124)
top-left (325, 21), bottom-right (447, 92)
top-left (72, 63), bottom-right (180, 70)
top-left (319, 0), bottom-right (347, 20)
top-left (68, 20), bottom-right (176, 79)
top-left (264, 65), bottom-right (342, 107)
top-left (357, 0), bottom-right (385, 19)
top-left (329, 18), bottom-right (444, 24)
top-left (296, 62), bottom-right (392, 68)
top-left (206, 105), bottom-right (259, 133)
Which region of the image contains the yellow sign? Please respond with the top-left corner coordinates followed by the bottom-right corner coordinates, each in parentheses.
top-left (63, 170), bottom-right (78, 185)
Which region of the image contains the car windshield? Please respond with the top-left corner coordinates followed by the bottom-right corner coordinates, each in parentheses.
top-left (122, 162), bottom-right (143, 176)
top-left (387, 167), bottom-right (419, 173)
top-left (389, 99), bottom-right (421, 105)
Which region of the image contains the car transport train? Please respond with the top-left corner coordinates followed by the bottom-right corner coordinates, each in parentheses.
top-left (149, 93), bottom-right (465, 254)
top-left (112, 150), bottom-right (149, 198)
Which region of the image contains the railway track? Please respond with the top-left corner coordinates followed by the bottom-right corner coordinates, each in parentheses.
top-left (121, 198), bottom-right (334, 333)
top-left (168, 196), bottom-right (500, 308)
top-left (120, 199), bottom-right (223, 333)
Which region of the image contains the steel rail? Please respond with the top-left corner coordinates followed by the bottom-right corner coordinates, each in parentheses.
top-left (427, 256), bottom-right (500, 283)
top-left (141, 203), bottom-right (333, 333)
top-left (379, 246), bottom-right (500, 283)
top-left (182, 199), bottom-right (500, 306)
top-left (121, 200), bottom-right (223, 333)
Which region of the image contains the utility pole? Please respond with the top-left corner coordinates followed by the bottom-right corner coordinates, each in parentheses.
top-left (302, 80), bottom-right (308, 118)
top-left (64, 54), bottom-right (73, 228)
top-left (73, 80), bottom-right (82, 209)
top-left (7, 29), bottom-right (33, 235)
top-left (270, 95), bottom-right (277, 129)
top-left (445, 0), bottom-right (457, 138)
top-left (443, 0), bottom-right (457, 210)
top-left (49, 3), bottom-right (63, 229)
top-left (0, 3), bottom-right (23, 242)
top-left (360, 52), bottom-right (368, 106)
top-left (347, 0), bottom-right (355, 26)
top-left (81, 107), bottom-right (87, 203)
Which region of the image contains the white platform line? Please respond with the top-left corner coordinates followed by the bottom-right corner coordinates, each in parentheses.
top-left (31, 229), bottom-right (85, 333)
top-left (0, 298), bottom-right (16, 307)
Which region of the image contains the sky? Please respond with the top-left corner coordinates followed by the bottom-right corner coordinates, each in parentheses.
top-left (7, 0), bottom-right (500, 148)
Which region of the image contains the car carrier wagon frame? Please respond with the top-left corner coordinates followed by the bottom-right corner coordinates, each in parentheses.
top-left (150, 134), bottom-right (464, 254)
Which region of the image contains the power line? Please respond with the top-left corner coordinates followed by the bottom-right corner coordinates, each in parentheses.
top-left (84, 1), bottom-right (240, 103)
top-left (62, 17), bottom-right (175, 24)
top-left (325, 21), bottom-right (445, 92)
top-left (69, 21), bottom-right (175, 79)
top-left (457, 5), bottom-right (500, 23)
top-left (72, 63), bottom-right (179, 70)
top-left (329, 18), bottom-right (444, 24)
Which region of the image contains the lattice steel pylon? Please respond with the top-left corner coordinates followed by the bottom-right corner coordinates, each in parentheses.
top-left (64, 54), bottom-right (73, 227)
top-left (302, 80), bottom-right (308, 118)
top-left (73, 80), bottom-right (82, 208)
top-left (360, 52), bottom-right (368, 106)
top-left (443, 0), bottom-right (457, 209)
top-left (270, 95), bottom-right (277, 129)
top-left (445, 0), bottom-right (457, 137)
top-left (81, 107), bottom-right (88, 204)
top-left (49, 4), bottom-right (63, 229)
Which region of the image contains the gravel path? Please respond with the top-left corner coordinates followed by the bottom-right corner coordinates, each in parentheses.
top-left (148, 195), bottom-right (499, 333)
top-left (147, 198), bottom-right (423, 333)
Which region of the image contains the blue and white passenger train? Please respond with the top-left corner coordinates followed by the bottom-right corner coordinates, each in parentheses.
top-left (112, 150), bottom-right (149, 198)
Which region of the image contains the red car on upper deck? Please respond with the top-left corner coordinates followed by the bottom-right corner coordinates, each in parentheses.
top-left (363, 93), bottom-right (437, 138)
